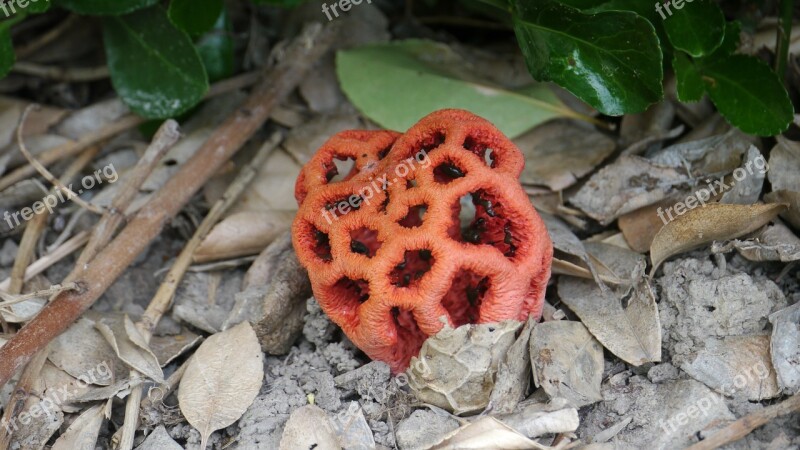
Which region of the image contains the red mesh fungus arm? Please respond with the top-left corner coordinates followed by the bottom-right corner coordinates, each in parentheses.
top-left (292, 109), bottom-right (553, 373)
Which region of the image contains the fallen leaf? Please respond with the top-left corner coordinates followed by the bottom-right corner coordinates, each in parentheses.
top-left (530, 321), bottom-right (604, 407)
top-left (430, 416), bottom-right (548, 450)
top-left (649, 203), bottom-right (787, 272)
top-left (495, 399), bottom-right (579, 438)
top-left (279, 405), bottom-right (341, 450)
top-left (765, 190), bottom-right (800, 230)
top-left (149, 329), bottom-right (203, 367)
top-left (712, 221), bottom-right (800, 262)
top-left (515, 120), bottom-right (615, 191)
top-left (95, 314), bottom-right (164, 384)
top-left (769, 302), bottom-right (800, 394)
top-left (488, 316), bottom-right (535, 414)
top-left (135, 425), bottom-right (183, 450)
top-left (558, 251), bottom-right (661, 366)
top-left (178, 321), bottom-right (264, 449)
top-left (618, 200), bottom-right (675, 253)
top-left (51, 402), bottom-right (108, 450)
top-left (193, 210), bottom-right (293, 263)
top-left (720, 145), bottom-right (766, 205)
top-left (767, 136), bottom-right (800, 192)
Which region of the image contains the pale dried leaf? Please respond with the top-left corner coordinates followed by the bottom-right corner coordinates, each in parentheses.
top-left (530, 321), bottom-right (603, 407)
top-left (430, 416), bottom-right (548, 450)
top-left (135, 425), bottom-right (183, 450)
top-left (515, 120), bottom-right (615, 191)
top-left (769, 302), bottom-right (800, 394)
top-left (48, 317), bottom-right (122, 386)
top-left (765, 190), bottom-right (800, 230)
top-left (95, 315), bottom-right (164, 383)
top-left (178, 321), bottom-right (264, 449)
top-left (558, 255), bottom-right (661, 366)
top-left (149, 329), bottom-right (203, 367)
top-left (570, 155), bottom-right (689, 225)
top-left (496, 399), bottom-right (579, 438)
top-left (675, 334), bottom-right (780, 401)
top-left (51, 403), bottom-right (106, 450)
top-left (720, 146), bottom-right (766, 204)
top-left (193, 211), bottom-right (293, 263)
top-left (649, 203), bottom-right (787, 272)
top-left (329, 402), bottom-right (375, 449)
top-left (487, 316), bottom-right (535, 414)
top-left (712, 222), bottom-right (800, 262)
top-left (279, 405), bottom-right (341, 450)
top-left (767, 136), bottom-right (800, 192)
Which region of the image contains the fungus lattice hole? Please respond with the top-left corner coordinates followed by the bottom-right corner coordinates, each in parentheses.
top-left (324, 193), bottom-right (364, 221)
top-left (378, 145), bottom-right (391, 160)
top-left (406, 178), bottom-right (418, 189)
top-left (450, 190), bottom-right (522, 259)
top-left (419, 131), bottom-right (446, 154)
top-left (389, 307), bottom-right (428, 369)
top-left (390, 249), bottom-right (435, 288)
top-left (310, 227), bottom-right (332, 262)
top-left (433, 161), bottom-right (466, 184)
top-left (332, 277), bottom-right (371, 305)
top-left (326, 156), bottom-right (357, 183)
top-left (350, 227), bottom-right (382, 258)
top-left (463, 135), bottom-right (496, 168)
top-left (441, 270), bottom-right (490, 326)
top-left (399, 204), bottom-right (427, 228)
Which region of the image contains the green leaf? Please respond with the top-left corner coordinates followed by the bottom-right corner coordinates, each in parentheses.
top-left (700, 55), bottom-right (793, 136)
top-left (103, 6), bottom-right (209, 119)
top-left (704, 20), bottom-right (740, 63)
top-left (56, 0), bottom-right (159, 15)
top-left (28, 0), bottom-right (51, 14)
top-left (169, 0), bottom-right (223, 36)
top-left (672, 52), bottom-right (703, 102)
top-left (336, 40), bottom-right (587, 138)
top-left (0, 28), bottom-right (14, 79)
top-left (511, 0), bottom-right (662, 116)
top-left (196, 8), bottom-right (234, 82)
top-left (662, 0), bottom-right (725, 57)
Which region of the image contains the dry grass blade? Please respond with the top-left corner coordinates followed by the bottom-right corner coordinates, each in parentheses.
top-left (650, 203), bottom-right (788, 275)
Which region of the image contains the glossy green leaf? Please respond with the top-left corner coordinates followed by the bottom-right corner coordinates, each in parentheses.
top-left (701, 55), bottom-right (793, 136)
top-left (169, 0), bottom-right (222, 36)
top-left (673, 52), bottom-right (703, 102)
top-left (511, 0), bottom-right (663, 116)
top-left (56, 0), bottom-right (159, 15)
top-left (704, 20), bottom-right (740, 63)
top-left (196, 8), bottom-right (234, 82)
top-left (103, 6), bottom-right (209, 119)
top-left (0, 28), bottom-right (14, 79)
top-left (663, 0), bottom-right (725, 57)
top-left (336, 40), bottom-right (587, 138)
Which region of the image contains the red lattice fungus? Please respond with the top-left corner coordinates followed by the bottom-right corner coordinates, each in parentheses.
top-left (292, 109), bottom-right (553, 373)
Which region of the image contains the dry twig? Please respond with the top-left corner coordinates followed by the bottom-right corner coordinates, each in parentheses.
top-left (0, 21), bottom-right (340, 390)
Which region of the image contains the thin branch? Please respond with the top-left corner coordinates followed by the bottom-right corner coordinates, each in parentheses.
top-left (685, 392), bottom-right (800, 450)
top-left (11, 62), bottom-right (110, 82)
top-left (0, 282), bottom-right (79, 308)
top-left (15, 106), bottom-right (104, 215)
top-left (118, 132), bottom-right (282, 450)
top-left (775, 0), bottom-right (795, 78)
top-left (0, 21), bottom-right (341, 390)
top-left (74, 120), bottom-right (181, 269)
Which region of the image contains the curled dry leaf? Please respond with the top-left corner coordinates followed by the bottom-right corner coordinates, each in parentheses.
top-left (765, 190), bottom-right (800, 230)
top-left (649, 203), bottom-right (787, 273)
top-left (719, 146), bottom-right (766, 205)
top-left (178, 321), bottom-right (264, 450)
top-left (767, 136), bottom-right (800, 192)
top-left (530, 321), bottom-right (603, 408)
top-left (51, 402), bottom-right (108, 450)
top-left (487, 316), bottom-right (535, 414)
top-left (496, 399), bottom-right (579, 438)
top-left (712, 221), bottom-right (800, 262)
top-left (95, 314), bottom-right (164, 384)
top-left (49, 316), bottom-right (124, 386)
top-left (407, 321), bottom-right (521, 415)
top-left (193, 211), bottom-right (293, 263)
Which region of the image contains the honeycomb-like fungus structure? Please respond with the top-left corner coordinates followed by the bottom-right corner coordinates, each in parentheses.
top-left (292, 109), bottom-right (553, 373)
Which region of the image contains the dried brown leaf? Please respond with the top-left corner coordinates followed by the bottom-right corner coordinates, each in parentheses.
top-left (95, 315), bottom-right (163, 384)
top-left (178, 321), bottom-right (264, 449)
top-left (650, 203), bottom-right (787, 273)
